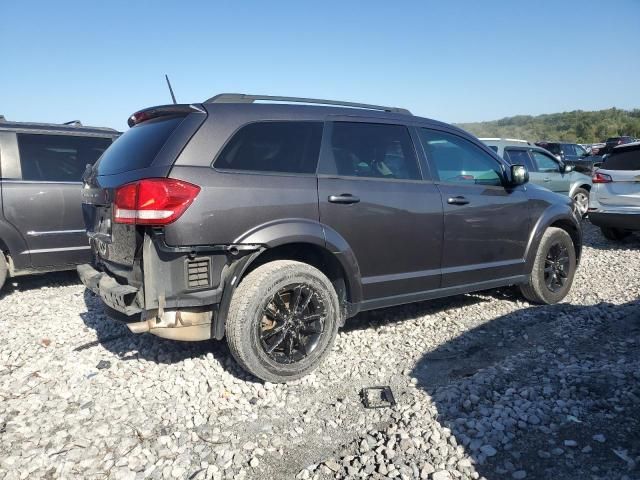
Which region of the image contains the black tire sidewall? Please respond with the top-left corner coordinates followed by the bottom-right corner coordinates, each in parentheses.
top-left (234, 265), bottom-right (339, 381)
top-left (532, 229), bottom-right (576, 304)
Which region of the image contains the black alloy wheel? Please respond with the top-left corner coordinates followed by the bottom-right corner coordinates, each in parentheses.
top-left (544, 242), bottom-right (570, 292)
top-left (259, 284), bottom-right (326, 364)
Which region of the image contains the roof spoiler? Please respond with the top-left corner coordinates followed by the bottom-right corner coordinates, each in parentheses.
top-left (127, 104), bottom-right (205, 127)
top-left (204, 93), bottom-right (412, 115)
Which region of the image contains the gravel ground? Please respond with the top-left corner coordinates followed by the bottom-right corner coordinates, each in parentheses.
top-left (0, 222), bottom-right (639, 480)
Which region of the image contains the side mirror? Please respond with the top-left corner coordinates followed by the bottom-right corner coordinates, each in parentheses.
top-left (510, 164), bottom-right (529, 186)
top-left (563, 164), bottom-right (574, 173)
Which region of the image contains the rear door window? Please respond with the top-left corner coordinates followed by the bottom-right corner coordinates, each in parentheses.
top-left (602, 148), bottom-right (640, 170)
top-left (504, 148), bottom-right (536, 171)
top-left (96, 116), bottom-right (184, 175)
top-left (215, 121), bottom-right (322, 174)
top-left (17, 133), bottom-right (112, 182)
top-left (321, 122), bottom-right (421, 180)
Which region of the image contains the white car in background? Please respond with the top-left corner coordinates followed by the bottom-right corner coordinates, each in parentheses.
top-left (589, 142), bottom-right (640, 240)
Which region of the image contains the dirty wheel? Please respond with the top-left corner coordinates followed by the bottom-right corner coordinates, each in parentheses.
top-left (520, 227), bottom-right (576, 304)
top-left (225, 260), bottom-right (340, 383)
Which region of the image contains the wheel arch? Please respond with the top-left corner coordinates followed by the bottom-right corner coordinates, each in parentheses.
top-left (212, 220), bottom-right (363, 340)
top-left (525, 206), bottom-right (582, 271)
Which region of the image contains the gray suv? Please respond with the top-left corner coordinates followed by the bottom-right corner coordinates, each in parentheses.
top-left (481, 139), bottom-right (593, 216)
top-left (78, 94), bottom-right (582, 382)
top-left (0, 116), bottom-right (118, 291)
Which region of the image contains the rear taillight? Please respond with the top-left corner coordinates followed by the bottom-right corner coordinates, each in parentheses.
top-left (113, 178), bottom-right (200, 225)
top-left (592, 172), bottom-right (612, 184)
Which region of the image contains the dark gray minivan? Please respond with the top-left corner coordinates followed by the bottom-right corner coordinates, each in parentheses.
top-left (79, 94), bottom-right (582, 382)
top-left (0, 117), bottom-right (119, 290)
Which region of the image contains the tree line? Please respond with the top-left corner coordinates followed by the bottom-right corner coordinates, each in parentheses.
top-left (457, 108), bottom-right (640, 144)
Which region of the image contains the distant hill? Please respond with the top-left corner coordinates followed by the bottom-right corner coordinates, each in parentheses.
top-left (456, 108), bottom-right (640, 144)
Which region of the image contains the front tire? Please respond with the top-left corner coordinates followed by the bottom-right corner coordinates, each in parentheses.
top-left (600, 227), bottom-right (630, 241)
top-left (225, 260), bottom-right (340, 383)
top-left (520, 227), bottom-right (576, 304)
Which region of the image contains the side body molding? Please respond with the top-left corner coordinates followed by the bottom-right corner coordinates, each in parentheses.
top-left (233, 218), bottom-right (364, 308)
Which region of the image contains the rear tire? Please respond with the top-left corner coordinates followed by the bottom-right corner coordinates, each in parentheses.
top-left (0, 254), bottom-right (7, 292)
top-left (600, 227), bottom-right (630, 242)
top-left (520, 227), bottom-right (576, 304)
top-left (225, 260), bottom-right (340, 383)
top-left (571, 187), bottom-right (590, 218)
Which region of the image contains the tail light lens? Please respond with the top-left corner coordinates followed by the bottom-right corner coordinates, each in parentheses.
top-left (592, 172), bottom-right (612, 184)
top-left (114, 178), bottom-right (200, 225)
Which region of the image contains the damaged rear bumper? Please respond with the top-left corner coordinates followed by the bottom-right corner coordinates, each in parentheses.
top-left (77, 263), bottom-right (215, 341)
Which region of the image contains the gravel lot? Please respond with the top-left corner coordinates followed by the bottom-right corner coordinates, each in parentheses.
top-left (1, 222), bottom-right (639, 480)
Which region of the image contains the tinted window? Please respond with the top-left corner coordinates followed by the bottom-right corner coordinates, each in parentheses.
top-left (532, 151), bottom-right (559, 172)
top-left (17, 133), bottom-right (111, 182)
top-left (324, 122), bottom-right (420, 180)
top-left (504, 148), bottom-right (536, 171)
top-left (215, 121), bottom-right (322, 174)
top-left (562, 144), bottom-right (576, 156)
top-left (488, 145), bottom-right (498, 152)
top-left (418, 129), bottom-right (502, 186)
top-left (602, 148), bottom-right (640, 170)
top-left (97, 116), bottom-right (183, 176)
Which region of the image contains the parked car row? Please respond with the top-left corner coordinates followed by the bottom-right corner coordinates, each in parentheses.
top-left (2, 95), bottom-right (636, 382)
top-left (480, 138), bottom-right (592, 216)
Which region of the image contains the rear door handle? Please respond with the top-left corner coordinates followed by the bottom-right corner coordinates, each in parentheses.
top-left (543, 178), bottom-right (552, 182)
top-left (328, 194), bottom-right (360, 204)
top-left (447, 196), bottom-right (469, 206)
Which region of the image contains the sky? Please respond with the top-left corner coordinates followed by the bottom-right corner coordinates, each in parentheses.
top-left (2, 0), bottom-right (639, 132)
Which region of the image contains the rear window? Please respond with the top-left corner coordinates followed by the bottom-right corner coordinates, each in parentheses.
top-left (214, 121), bottom-right (322, 174)
top-left (96, 116), bottom-right (184, 175)
top-left (17, 133), bottom-right (112, 182)
top-left (602, 148), bottom-right (640, 170)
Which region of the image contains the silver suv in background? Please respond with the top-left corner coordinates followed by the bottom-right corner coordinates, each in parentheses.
top-left (589, 142), bottom-right (640, 240)
top-left (481, 138), bottom-right (592, 216)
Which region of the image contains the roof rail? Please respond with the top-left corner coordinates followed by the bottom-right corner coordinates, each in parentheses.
top-left (204, 93), bottom-right (412, 115)
top-left (63, 120), bottom-right (83, 126)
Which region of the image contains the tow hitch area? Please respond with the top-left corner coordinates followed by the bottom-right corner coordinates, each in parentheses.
top-left (127, 309), bottom-right (213, 342)
top-left (360, 386), bottom-right (396, 409)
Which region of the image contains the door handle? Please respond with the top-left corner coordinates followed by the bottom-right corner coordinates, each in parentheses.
top-left (328, 194), bottom-right (360, 204)
top-left (447, 196), bottom-right (469, 206)
top-left (543, 178), bottom-right (552, 182)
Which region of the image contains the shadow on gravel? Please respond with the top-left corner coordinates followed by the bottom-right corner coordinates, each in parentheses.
top-left (79, 289), bottom-right (253, 381)
top-left (411, 300), bottom-right (640, 480)
top-left (0, 270), bottom-right (80, 299)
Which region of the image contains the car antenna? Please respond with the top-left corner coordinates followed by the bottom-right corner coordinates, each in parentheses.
top-left (165, 74), bottom-right (177, 104)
